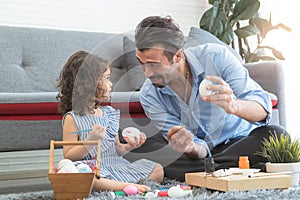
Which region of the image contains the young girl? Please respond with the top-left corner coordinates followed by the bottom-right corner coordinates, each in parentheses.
top-left (56, 50), bottom-right (163, 193)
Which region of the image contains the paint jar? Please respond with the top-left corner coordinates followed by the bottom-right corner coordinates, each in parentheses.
top-left (205, 157), bottom-right (215, 174)
top-left (239, 156), bottom-right (250, 169)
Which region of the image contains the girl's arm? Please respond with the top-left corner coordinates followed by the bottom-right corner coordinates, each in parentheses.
top-left (63, 114), bottom-right (105, 161)
top-left (93, 177), bottom-right (150, 193)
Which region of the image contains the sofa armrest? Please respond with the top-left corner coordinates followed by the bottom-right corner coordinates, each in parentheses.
top-left (244, 61), bottom-right (286, 127)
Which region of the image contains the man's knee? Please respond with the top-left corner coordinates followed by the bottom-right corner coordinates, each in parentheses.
top-left (249, 124), bottom-right (288, 138)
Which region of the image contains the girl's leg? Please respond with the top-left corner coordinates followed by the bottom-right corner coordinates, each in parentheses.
top-left (147, 163), bottom-right (164, 182)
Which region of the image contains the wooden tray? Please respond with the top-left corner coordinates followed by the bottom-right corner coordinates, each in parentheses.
top-left (185, 172), bottom-right (291, 192)
top-left (48, 140), bottom-right (101, 200)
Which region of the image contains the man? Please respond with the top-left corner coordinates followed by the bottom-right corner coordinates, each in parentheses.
top-left (130, 15), bottom-right (287, 181)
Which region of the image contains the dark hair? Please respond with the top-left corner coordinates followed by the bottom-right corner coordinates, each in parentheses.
top-left (56, 51), bottom-right (109, 115)
top-left (135, 16), bottom-right (185, 62)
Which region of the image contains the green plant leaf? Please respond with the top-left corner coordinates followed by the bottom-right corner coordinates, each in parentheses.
top-left (221, 26), bottom-right (234, 45)
top-left (200, 5), bottom-right (229, 43)
top-left (259, 46), bottom-right (285, 60)
top-left (210, 1), bottom-right (219, 26)
top-left (208, 0), bottom-right (215, 5)
top-left (234, 24), bottom-right (260, 38)
top-left (200, 9), bottom-right (212, 29)
top-left (245, 47), bottom-right (274, 62)
top-left (214, 17), bottom-right (225, 38)
top-left (245, 54), bottom-right (261, 63)
top-left (256, 55), bottom-right (276, 61)
top-left (223, 0), bottom-right (238, 15)
top-left (200, 10), bottom-right (219, 37)
top-left (255, 132), bottom-right (300, 163)
top-left (231, 0), bottom-right (260, 21)
top-left (276, 23), bottom-right (292, 32)
top-left (250, 18), bottom-right (272, 38)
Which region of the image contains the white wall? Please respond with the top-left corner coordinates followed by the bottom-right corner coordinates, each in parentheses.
top-left (0, 0), bottom-right (210, 35)
top-left (268, 0), bottom-right (300, 138)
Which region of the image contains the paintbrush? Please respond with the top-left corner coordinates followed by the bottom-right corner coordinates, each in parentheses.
top-left (69, 129), bottom-right (92, 134)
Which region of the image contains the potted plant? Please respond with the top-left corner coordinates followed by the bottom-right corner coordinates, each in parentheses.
top-left (255, 132), bottom-right (300, 186)
top-left (200, 0), bottom-right (291, 63)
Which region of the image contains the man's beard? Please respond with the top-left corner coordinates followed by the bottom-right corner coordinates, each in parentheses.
top-left (150, 75), bottom-right (166, 88)
top-left (152, 83), bottom-right (165, 88)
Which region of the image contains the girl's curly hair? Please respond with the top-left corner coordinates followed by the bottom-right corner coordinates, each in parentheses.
top-left (56, 51), bottom-right (109, 115)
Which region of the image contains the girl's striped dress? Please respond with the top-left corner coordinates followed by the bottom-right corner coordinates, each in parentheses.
top-left (66, 105), bottom-right (156, 183)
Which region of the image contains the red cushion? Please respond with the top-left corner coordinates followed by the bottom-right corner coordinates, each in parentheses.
top-left (0, 102), bottom-right (59, 115)
top-left (0, 91), bottom-right (280, 120)
top-left (269, 93), bottom-right (278, 108)
top-left (0, 102), bottom-right (146, 120)
top-left (0, 114), bottom-right (61, 120)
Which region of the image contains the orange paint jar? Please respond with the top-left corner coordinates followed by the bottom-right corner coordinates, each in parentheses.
top-left (239, 156), bottom-right (250, 169)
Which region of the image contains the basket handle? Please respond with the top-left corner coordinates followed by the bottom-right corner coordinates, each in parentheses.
top-left (49, 140), bottom-right (101, 178)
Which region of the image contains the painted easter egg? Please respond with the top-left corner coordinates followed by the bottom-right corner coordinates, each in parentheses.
top-left (57, 159), bottom-right (74, 170)
top-left (122, 127), bottom-right (141, 143)
top-left (57, 159), bottom-right (77, 173)
top-left (76, 163), bottom-right (92, 173)
top-left (123, 184), bottom-right (138, 195)
top-left (57, 165), bottom-right (78, 173)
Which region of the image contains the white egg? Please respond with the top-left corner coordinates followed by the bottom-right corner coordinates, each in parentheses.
top-left (168, 185), bottom-right (185, 198)
top-left (144, 191), bottom-right (156, 199)
top-left (109, 191), bottom-right (116, 199)
top-left (199, 79), bottom-right (215, 96)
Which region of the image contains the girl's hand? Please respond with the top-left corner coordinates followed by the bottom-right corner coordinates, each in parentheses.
top-left (87, 124), bottom-right (106, 141)
top-left (115, 132), bottom-right (146, 156)
top-left (124, 132), bottom-right (146, 149)
top-left (132, 183), bottom-right (151, 194)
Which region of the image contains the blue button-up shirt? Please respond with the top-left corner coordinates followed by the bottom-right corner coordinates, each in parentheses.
top-left (139, 43), bottom-right (272, 154)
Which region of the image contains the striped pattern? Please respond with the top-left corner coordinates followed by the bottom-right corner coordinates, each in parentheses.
top-left (69, 106), bottom-right (155, 183)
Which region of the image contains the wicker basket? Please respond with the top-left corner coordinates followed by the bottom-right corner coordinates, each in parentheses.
top-left (48, 140), bottom-right (101, 200)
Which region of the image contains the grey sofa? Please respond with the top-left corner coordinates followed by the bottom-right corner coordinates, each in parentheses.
top-left (0, 25), bottom-right (286, 193)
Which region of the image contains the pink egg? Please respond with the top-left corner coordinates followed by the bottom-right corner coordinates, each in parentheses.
top-left (123, 184), bottom-right (138, 195)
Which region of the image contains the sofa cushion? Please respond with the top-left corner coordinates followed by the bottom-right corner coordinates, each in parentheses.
top-left (244, 61), bottom-right (285, 127)
top-left (184, 27), bottom-right (243, 63)
top-left (0, 25), bottom-right (119, 93)
top-left (0, 36), bottom-right (27, 92)
top-left (122, 36), bottom-right (146, 91)
top-left (110, 35), bottom-right (146, 92)
top-left (0, 36), bottom-right (22, 64)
